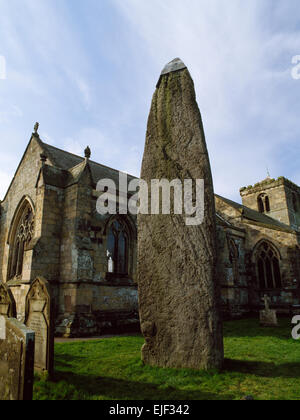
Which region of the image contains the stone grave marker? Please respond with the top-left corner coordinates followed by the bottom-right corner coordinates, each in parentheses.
top-left (25, 277), bottom-right (54, 374)
top-left (0, 281), bottom-right (16, 318)
top-left (260, 294), bottom-right (278, 327)
top-left (0, 316), bottom-right (35, 400)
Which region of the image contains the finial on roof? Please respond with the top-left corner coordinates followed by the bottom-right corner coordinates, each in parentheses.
top-left (34, 122), bottom-right (39, 136)
top-left (84, 146), bottom-right (91, 159)
top-left (266, 167), bottom-right (271, 179)
top-left (40, 153), bottom-right (47, 166)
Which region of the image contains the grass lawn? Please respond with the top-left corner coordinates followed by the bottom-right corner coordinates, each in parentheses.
top-left (33, 318), bottom-right (300, 400)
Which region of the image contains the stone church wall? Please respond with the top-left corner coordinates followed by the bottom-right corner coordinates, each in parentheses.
top-left (0, 138), bottom-right (45, 320)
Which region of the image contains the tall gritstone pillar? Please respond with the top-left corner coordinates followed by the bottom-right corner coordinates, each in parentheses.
top-left (138, 58), bottom-right (224, 370)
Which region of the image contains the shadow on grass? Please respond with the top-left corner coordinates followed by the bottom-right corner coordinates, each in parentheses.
top-left (47, 370), bottom-right (225, 401)
top-left (223, 358), bottom-right (300, 379)
top-left (223, 318), bottom-right (294, 340)
top-left (55, 352), bottom-right (300, 382)
top-left (49, 354), bottom-right (231, 400)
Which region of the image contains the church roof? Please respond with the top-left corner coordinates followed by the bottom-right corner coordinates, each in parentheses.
top-left (40, 141), bottom-right (137, 188)
top-left (1, 133), bottom-right (297, 238)
top-left (216, 194), bottom-right (296, 233)
top-left (36, 164), bottom-right (69, 188)
top-left (42, 141), bottom-right (291, 233)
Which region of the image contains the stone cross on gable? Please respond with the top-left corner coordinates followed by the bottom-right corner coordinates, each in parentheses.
top-left (263, 294), bottom-right (271, 311)
top-left (84, 146), bottom-right (91, 159)
top-left (34, 122), bottom-right (39, 134)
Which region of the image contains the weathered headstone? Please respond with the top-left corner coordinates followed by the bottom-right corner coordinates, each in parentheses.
top-left (0, 281), bottom-right (16, 318)
top-left (25, 277), bottom-right (54, 374)
top-left (138, 58), bottom-right (224, 370)
top-left (260, 294), bottom-right (278, 327)
top-left (0, 316), bottom-right (35, 400)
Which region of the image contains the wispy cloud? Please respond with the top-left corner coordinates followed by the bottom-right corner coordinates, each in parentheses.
top-left (0, 0), bottom-right (299, 202)
top-left (113, 0), bottom-right (300, 200)
top-left (0, 105), bottom-right (23, 124)
top-left (59, 126), bottom-right (140, 176)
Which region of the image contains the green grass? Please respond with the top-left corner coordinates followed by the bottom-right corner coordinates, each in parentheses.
top-left (33, 318), bottom-right (300, 400)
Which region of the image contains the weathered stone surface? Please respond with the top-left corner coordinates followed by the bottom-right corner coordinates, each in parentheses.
top-left (0, 281), bottom-right (16, 318)
top-left (0, 95), bottom-right (299, 337)
top-left (259, 295), bottom-right (278, 327)
top-left (25, 277), bottom-right (54, 374)
top-left (138, 58), bottom-right (224, 370)
top-left (259, 309), bottom-right (278, 327)
top-left (0, 316), bottom-right (34, 400)
top-left (0, 133), bottom-right (138, 338)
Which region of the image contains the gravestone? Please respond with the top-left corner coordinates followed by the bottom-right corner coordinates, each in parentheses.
top-left (260, 295), bottom-right (278, 327)
top-left (0, 316), bottom-right (35, 400)
top-left (25, 277), bottom-right (54, 374)
top-left (0, 281), bottom-right (16, 318)
top-left (138, 58), bottom-right (224, 370)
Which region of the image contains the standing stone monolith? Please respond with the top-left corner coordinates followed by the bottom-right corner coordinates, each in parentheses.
top-left (25, 277), bottom-right (54, 374)
top-left (138, 58), bottom-right (224, 370)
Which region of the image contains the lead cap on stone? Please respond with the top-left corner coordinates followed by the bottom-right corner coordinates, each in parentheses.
top-left (161, 58), bottom-right (187, 75)
top-left (157, 58), bottom-right (187, 88)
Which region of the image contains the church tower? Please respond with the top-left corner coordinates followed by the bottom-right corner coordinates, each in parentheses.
top-left (240, 177), bottom-right (300, 231)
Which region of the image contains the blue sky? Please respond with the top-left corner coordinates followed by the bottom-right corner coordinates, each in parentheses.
top-left (0, 0), bottom-right (300, 201)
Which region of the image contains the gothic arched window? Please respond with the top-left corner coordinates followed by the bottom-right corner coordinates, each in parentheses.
top-left (106, 219), bottom-right (129, 275)
top-left (9, 202), bottom-right (34, 279)
top-left (256, 241), bottom-right (281, 290)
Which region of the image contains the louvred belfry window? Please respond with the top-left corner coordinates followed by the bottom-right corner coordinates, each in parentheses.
top-left (9, 204), bottom-right (34, 279)
top-left (257, 194), bottom-right (271, 213)
top-left (258, 195), bottom-right (264, 213)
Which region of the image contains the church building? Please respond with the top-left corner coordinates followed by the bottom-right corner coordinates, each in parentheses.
top-left (0, 126), bottom-right (299, 336)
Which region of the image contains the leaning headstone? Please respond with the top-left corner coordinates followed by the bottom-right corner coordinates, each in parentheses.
top-left (0, 281), bottom-right (16, 318)
top-left (138, 58), bottom-right (224, 370)
top-left (0, 316), bottom-right (35, 400)
top-left (260, 295), bottom-right (278, 327)
top-left (25, 277), bottom-right (54, 374)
